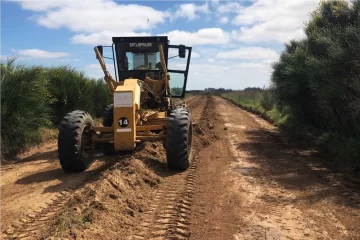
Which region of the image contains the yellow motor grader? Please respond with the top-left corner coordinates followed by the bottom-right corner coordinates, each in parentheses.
top-left (57, 36), bottom-right (193, 172)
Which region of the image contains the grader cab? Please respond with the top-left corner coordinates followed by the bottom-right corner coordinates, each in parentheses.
top-left (57, 36), bottom-right (193, 172)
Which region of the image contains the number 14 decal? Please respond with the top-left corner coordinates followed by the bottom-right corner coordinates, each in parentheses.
top-left (118, 117), bottom-right (129, 127)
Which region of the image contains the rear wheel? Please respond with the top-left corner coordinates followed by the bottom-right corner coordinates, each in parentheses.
top-left (103, 104), bottom-right (114, 127)
top-left (102, 104), bottom-right (115, 155)
top-left (58, 110), bottom-right (95, 172)
top-left (165, 108), bottom-right (193, 170)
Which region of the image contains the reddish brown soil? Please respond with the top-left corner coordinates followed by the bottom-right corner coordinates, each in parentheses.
top-left (1, 95), bottom-right (360, 240)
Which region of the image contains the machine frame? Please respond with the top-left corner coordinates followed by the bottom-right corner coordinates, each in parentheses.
top-left (92, 36), bottom-right (192, 151)
top-left (57, 36), bottom-right (193, 172)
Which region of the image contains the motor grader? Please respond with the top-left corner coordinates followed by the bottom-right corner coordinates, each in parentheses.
top-left (57, 36), bottom-right (193, 172)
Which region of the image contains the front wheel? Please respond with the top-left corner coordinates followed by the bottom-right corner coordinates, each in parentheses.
top-left (165, 108), bottom-right (193, 170)
top-left (58, 110), bottom-right (95, 172)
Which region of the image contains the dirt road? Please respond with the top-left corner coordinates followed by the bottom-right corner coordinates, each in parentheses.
top-left (190, 96), bottom-right (360, 240)
top-left (1, 95), bottom-right (360, 240)
top-left (0, 140), bottom-right (120, 237)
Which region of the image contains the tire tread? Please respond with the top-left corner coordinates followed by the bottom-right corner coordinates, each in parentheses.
top-left (58, 110), bottom-right (94, 172)
top-left (166, 108), bottom-right (193, 170)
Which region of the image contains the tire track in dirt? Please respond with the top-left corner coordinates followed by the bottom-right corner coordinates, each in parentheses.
top-left (127, 95), bottom-right (209, 240)
top-left (1, 155), bottom-right (121, 239)
top-left (131, 165), bottom-right (197, 240)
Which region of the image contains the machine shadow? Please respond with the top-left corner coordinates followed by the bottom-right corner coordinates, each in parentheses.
top-left (235, 128), bottom-right (360, 209)
top-left (1, 148), bottom-right (61, 178)
top-left (1, 149), bottom-right (58, 168)
top-left (14, 153), bottom-right (120, 193)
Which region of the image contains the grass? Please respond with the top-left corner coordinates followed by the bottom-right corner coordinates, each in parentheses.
top-left (43, 191), bottom-right (97, 239)
top-left (39, 127), bottom-right (59, 143)
top-left (44, 117), bottom-right (103, 138)
top-left (221, 90), bottom-right (290, 126)
top-left (0, 58), bottom-right (112, 159)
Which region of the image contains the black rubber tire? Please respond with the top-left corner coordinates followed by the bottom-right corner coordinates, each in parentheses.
top-left (165, 108), bottom-right (193, 170)
top-left (103, 104), bottom-right (114, 127)
top-left (102, 143), bottom-right (115, 156)
top-left (102, 104), bottom-right (115, 155)
top-left (58, 110), bottom-right (95, 172)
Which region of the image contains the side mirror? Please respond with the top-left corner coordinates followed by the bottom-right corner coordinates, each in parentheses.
top-left (95, 45), bottom-right (103, 59)
top-left (178, 45), bottom-right (186, 58)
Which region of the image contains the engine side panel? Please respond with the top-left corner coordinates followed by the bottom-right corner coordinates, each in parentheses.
top-left (113, 79), bottom-right (140, 151)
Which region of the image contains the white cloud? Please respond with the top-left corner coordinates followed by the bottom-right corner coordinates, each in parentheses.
top-left (182, 45), bottom-right (279, 90)
top-left (230, 0), bottom-right (318, 43)
top-left (232, 27), bottom-right (305, 43)
top-left (85, 63), bottom-right (115, 80)
top-left (216, 47), bottom-right (279, 61)
top-left (10, 0), bottom-right (168, 34)
top-left (59, 58), bottom-right (80, 62)
top-left (220, 17), bottom-right (229, 24)
top-left (163, 28), bottom-right (230, 46)
top-left (16, 49), bottom-right (68, 59)
top-left (192, 51), bottom-right (200, 58)
top-left (195, 47), bottom-right (222, 58)
top-left (217, 2), bottom-right (244, 14)
top-left (37, 3), bottom-right (167, 33)
top-left (7, 0), bottom-right (79, 11)
top-left (87, 64), bottom-right (101, 69)
top-left (72, 31), bottom-right (148, 45)
top-left (186, 61), bottom-right (271, 90)
top-left (189, 63), bottom-right (230, 74)
top-left (173, 2), bottom-right (210, 20)
top-left (233, 62), bottom-right (268, 69)
top-left (8, 0), bottom-right (302, 90)
top-left (0, 55), bottom-right (8, 60)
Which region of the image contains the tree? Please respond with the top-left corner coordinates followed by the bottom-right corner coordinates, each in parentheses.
top-left (271, 0), bottom-right (360, 134)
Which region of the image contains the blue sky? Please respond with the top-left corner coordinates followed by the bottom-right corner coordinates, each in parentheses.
top-left (1, 0), bottom-right (320, 90)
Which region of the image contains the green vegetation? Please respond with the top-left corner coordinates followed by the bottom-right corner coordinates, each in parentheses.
top-left (222, 0), bottom-right (360, 170)
top-left (222, 89), bottom-right (290, 126)
top-left (171, 87), bottom-right (183, 96)
top-left (47, 66), bottom-right (112, 123)
top-left (1, 58), bottom-right (111, 159)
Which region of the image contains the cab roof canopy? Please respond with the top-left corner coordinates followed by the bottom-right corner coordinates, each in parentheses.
top-left (112, 36), bottom-right (168, 44)
top-left (113, 36), bottom-right (169, 54)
